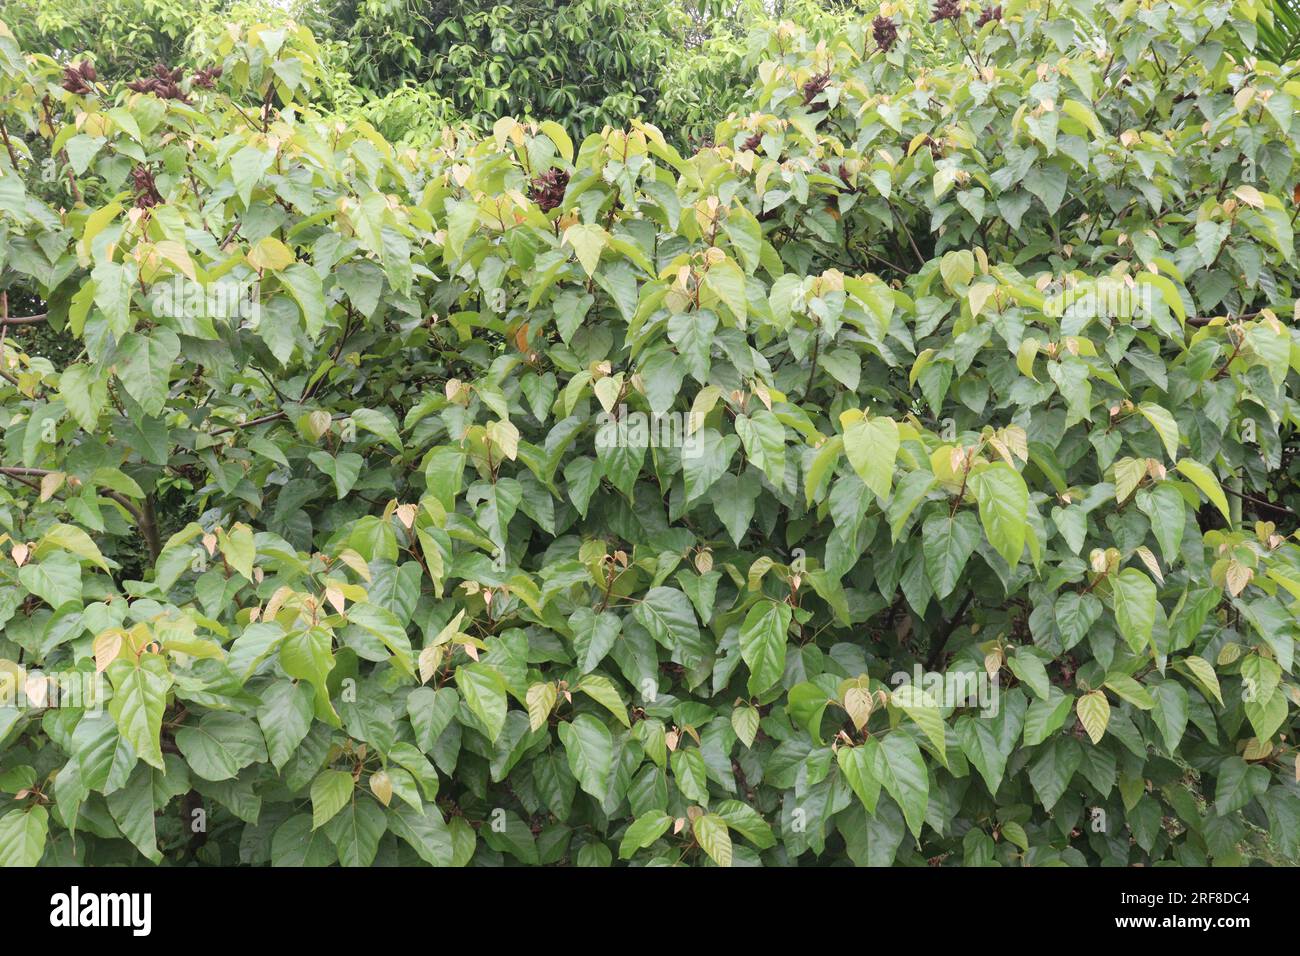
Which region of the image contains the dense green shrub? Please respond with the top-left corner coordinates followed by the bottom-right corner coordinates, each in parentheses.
top-left (2, 0), bottom-right (220, 81)
top-left (328, 0), bottom-right (756, 141)
top-left (6, 0), bottom-right (835, 148)
top-left (1, 0), bottom-right (1300, 867)
top-left (326, 0), bottom-right (868, 144)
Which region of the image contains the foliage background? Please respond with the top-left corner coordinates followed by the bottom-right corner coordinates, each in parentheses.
top-left (1, 0), bottom-right (1300, 867)
top-left (3, 0), bottom-right (867, 145)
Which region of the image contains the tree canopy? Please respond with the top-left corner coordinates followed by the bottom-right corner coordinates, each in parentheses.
top-left (1, 0), bottom-right (1300, 867)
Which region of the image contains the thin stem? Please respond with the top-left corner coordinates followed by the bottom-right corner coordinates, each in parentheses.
top-left (0, 467), bottom-right (157, 559)
top-left (927, 591), bottom-right (975, 670)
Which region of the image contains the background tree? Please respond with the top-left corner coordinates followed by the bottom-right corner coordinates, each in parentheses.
top-left (3, 0), bottom-right (222, 79)
top-left (1, 0), bottom-right (1299, 868)
top-left (6, 0), bottom-right (860, 146)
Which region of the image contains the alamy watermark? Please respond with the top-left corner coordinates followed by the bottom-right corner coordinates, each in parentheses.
top-left (151, 275), bottom-right (260, 322)
top-left (49, 886), bottom-right (151, 936)
top-left (0, 669), bottom-right (105, 714)
top-left (595, 404), bottom-right (705, 458)
top-left (1041, 276), bottom-right (1156, 320)
top-left (890, 663), bottom-right (1000, 717)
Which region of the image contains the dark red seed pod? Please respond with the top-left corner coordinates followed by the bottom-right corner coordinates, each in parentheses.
top-left (131, 164), bottom-right (163, 209)
top-left (931, 0), bottom-right (962, 22)
top-left (872, 15), bottom-right (899, 52)
top-left (802, 71), bottom-right (831, 111)
top-left (192, 65), bottom-right (223, 90)
top-left (126, 63), bottom-right (190, 101)
top-left (527, 167), bottom-right (570, 213)
top-left (61, 63), bottom-right (94, 95)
